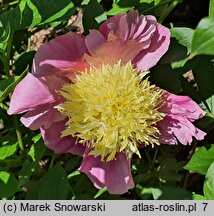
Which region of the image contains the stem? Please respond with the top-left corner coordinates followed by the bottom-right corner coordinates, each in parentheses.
top-left (142, 0), bottom-right (173, 14)
top-left (0, 0), bottom-right (18, 9)
top-left (152, 149), bottom-right (159, 165)
top-left (68, 184), bottom-right (76, 200)
top-left (144, 148), bottom-right (153, 169)
top-left (202, 100), bottom-right (211, 113)
top-left (0, 157), bottom-right (24, 167)
top-left (1, 32), bottom-right (14, 78)
top-left (0, 102), bottom-right (9, 110)
top-left (158, 0), bottom-right (182, 23)
top-left (4, 32), bottom-right (14, 77)
top-left (13, 116), bottom-right (24, 152)
top-left (49, 154), bottom-right (55, 170)
top-left (183, 141), bottom-right (198, 189)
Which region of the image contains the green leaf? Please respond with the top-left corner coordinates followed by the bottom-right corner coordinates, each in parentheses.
top-left (0, 77), bottom-right (19, 94)
top-left (206, 95), bottom-right (214, 115)
top-left (192, 56), bottom-right (214, 100)
top-left (209, 0), bottom-right (214, 18)
top-left (18, 136), bottom-right (45, 187)
top-left (159, 38), bottom-right (188, 64)
top-left (185, 144), bottom-right (214, 175)
top-left (193, 194), bottom-right (206, 200)
top-left (82, 0), bottom-right (106, 34)
top-left (0, 21), bottom-right (10, 51)
top-left (13, 51), bottom-right (35, 75)
top-left (0, 171), bottom-right (19, 198)
top-left (107, 3), bottom-right (132, 16)
top-left (27, 164), bottom-right (70, 199)
top-left (0, 67), bottom-right (28, 103)
top-left (18, 160), bottom-right (36, 187)
top-left (28, 135), bottom-right (46, 162)
top-left (204, 161), bottom-right (214, 199)
top-left (191, 17), bottom-right (214, 56)
top-left (152, 186), bottom-right (193, 200)
top-left (0, 0), bottom-right (75, 40)
top-left (157, 158), bottom-right (185, 182)
top-left (0, 142), bottom-right (18, 160)
top-left (171, 27), bottom-right (194, 52)
top-left (94, 187), bottom-right (107, 198)
top-left (136, 185), bottom-right (153, 200)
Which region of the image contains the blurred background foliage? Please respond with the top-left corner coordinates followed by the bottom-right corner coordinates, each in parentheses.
top-left (0, 0), bottom-right (214, 200)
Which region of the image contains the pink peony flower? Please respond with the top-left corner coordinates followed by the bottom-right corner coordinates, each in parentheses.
top-left (8, 11), bottom-right (206, 194)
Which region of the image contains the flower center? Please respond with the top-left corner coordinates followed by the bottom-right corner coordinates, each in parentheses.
top-left (57, 62), bottom-right (165, 161)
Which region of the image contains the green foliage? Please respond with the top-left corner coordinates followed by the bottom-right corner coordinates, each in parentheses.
top-left (0, 0), bottom-right (213, 201)
top-left (82, 0), bottom-right (107, 34)
top-left (27, 164), bottom-right (70, 200)
top-left (0, 67), bottom-right (28, 103)
top-left (152, 186), bottom-right (192, 200)
top-left (191, 17), bottom-right (214, 56)
top-left (185, 144), bottom-right (214, 175)
top-left (192, 56), bottom-right (214, 100)
top-left (209, 0), bottom-right (214, 18)
top-left (0, 171), bottom-right (19, 198)
top-left (170, 27), bottom-right (194, 53)
top-left (0, 142), bottom-right (18, 160)
top-left (204, 162), bottom-right (214, 199)
top-left (0, 0), bottom-right (75, 44)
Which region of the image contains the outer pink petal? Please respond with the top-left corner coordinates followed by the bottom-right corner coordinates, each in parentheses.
top-left (158, 91), bottom-right (206, 145)
top-left (161, 92), bottom-right (205, 121)
top-left (99, 14), bottom-right (124, 38)
top-left (85, 30), bottom-right (106, 55)
top-left (20, 104), bottom-right (64, 130)
top-left (133, 23), bottom-right (170, 71)
top-left (41, 120), bottom-right (85, 156)
top-left (8, 73), bottom-right (63, 115)
top-left (79, 152), bottom-right (134, 194)
top-left (32, 32), bottom-right (89, 78)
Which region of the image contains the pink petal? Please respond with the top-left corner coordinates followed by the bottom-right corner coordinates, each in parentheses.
top-left (41, 120), bottom-right (85, 156)
top-left (79, 152), bottom-right (134, 194)
top-left (8, 73), bottom-right (63, 115)
top-left (32, 32), bottom-right (89, 78)
top-left (133, 23), bottom-right (170, 71)
top-left (98, 10), bottom-right (170, 70)
top-left (85, 30), bottom-right (106, 55)
top-left (157, 117), bottom-right (178, 145)
top-left (158, 91), bottom-right (206, 145)
top-left (161, 92), bottom-right (205, 121)
top-left (84, 38), bottom-right (145, 66)
top-left (99, 14), bottom-right (124, 38)
top-left (20, 104), bottom-right (64, 130)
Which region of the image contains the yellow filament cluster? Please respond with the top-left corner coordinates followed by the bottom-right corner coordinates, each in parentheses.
top-left (57, 62), bottom-right (165, 161)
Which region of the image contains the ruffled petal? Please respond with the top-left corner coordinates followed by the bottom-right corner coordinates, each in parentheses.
top-left (8, 73), bottom-right (63, 115)
top-left (32, 32), bottom-right (89, 78)
top-left (84, 38), bottom-right (145, 66)
top-left (160, 92), bottom-right (205, 121)
top-left (20, 104), bottom-right (64, 130)
top-left (158, 91), bottom-right (206, 145)
top-left (98, 10), bottom-right (170, 70)
top-left (99, 14), bottom-right (124, 38)
top-left (85, 30), bottom-right (106, 55)
top-left (79, 152), bottom-right (134, 194)
top-left (41, 120), bottom-right (85, 156)
top-left (133, 23), bottom-right (170, 71)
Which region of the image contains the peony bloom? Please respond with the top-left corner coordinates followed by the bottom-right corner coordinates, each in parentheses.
top-left (8, 10), bottom-right (206, 194)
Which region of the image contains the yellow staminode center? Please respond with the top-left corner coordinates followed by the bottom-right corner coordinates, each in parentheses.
top-left (57, 62), bottom-right (165, 161)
